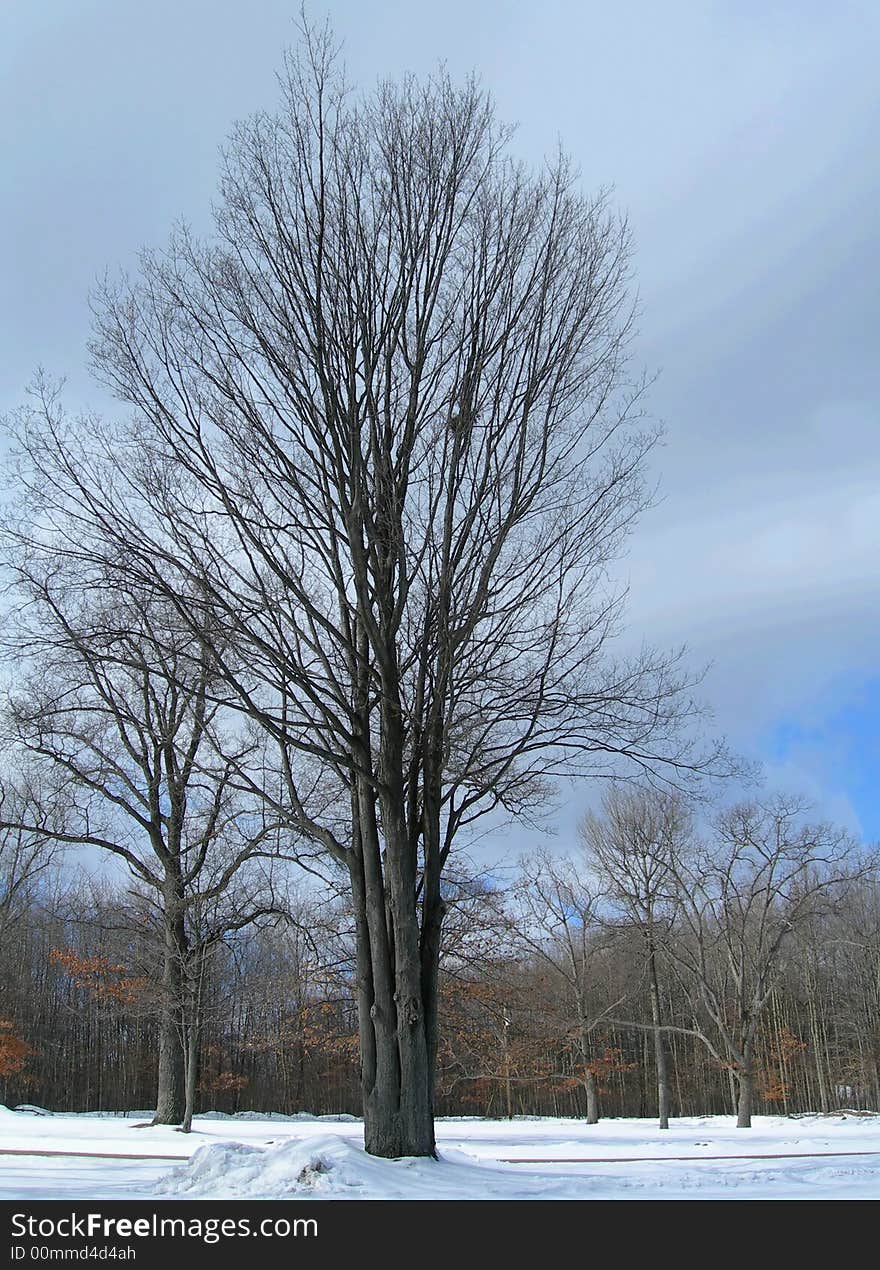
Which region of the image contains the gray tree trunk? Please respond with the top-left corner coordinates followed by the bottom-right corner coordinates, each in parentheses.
top-left (647, 946), bottom-right (670, 1129)
top-left (584, 1068), bottom-right (599, 1124)
top-left (349, 791), bottom-right (437, 1159)
top-left (153, 888), bottom-right (186, 1126)
top-left (181, 1017), bottom-right (199, 1133)
top-left (807, 978), bottom-right (830, 1113)
top-left (153, 990), bottom-right (185, 1123)
top-left (736, 1066), bottom-right (754, 1128)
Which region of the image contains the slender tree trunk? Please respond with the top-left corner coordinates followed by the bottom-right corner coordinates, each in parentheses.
top-left (807, 982), bottom-right (830, 1112)
top-left (502, 1011), bottom-right (513, 1119)
top-left (647, 945), bottom-right (670, 1129)
top-left (584, 1068), bottom-right (599, 1124)
top-left (577, 1014), bottom-right (600, 1124)
top-left (181, 1020), bottom-right (199, 1133)
top-left (180, 953), bottom-right (204, 1134)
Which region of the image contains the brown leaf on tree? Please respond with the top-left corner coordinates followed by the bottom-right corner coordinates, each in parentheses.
top-left (0, 1020), bottom-right (31, 1079)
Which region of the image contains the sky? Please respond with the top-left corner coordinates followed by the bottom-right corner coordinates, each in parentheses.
top-left (2, 1), bottom-right (879, 847)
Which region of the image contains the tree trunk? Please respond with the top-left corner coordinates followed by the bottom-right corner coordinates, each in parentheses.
top-left (180, 952), bottom-right (204, 1134)
top-left (647, 945), bottom-right (670, 1129)
top-left (502, 1013), bottom-right (513, 1119)
top-left (736, 1066), bottom-right (754, 1128)
top-left (348, 788), bottom-right (437, 1159)
top-left (584, 1068), bottom-right (599, 1124)
top-left (577, 1017), bottom-right (600, 1124)
top-left (361, 1029), bottom-right (436, 1158)
top-left (806, 972), bottom-right (830, 1113)
top-left (154, 1012), bottom-right (185, 1124)
top-left (153, 879), bottom-right (187, 1126)
top-left (153, 907), bottom-right (186, 1125)
top-left (180, 1018), bottom-right (199, 1133)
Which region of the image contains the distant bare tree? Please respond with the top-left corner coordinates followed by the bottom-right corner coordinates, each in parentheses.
top-left (131, 871), bottom-right (292, 1132)
top-left (0, 771), bottom-right (66, 944)
top-left (507, 850), bottom-right (625, 1123)
top-left (662, 797), bottom-right (859, 1127)
top-left (581, 787), bottom-right (688, 1127)
top-left (0, 580), bottom-right (287, 1126)
top-left (5, 24), bottom-right (724, 1155)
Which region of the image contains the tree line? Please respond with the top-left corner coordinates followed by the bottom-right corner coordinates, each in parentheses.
top-left (1, 788), bottom-right (876, 1128)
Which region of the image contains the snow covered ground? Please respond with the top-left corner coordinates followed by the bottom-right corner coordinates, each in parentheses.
top-left (1, 1106), bottom-right (878, 1200)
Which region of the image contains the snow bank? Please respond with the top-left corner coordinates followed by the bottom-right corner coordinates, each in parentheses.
top-left (158, 1135), bottom-right (483, 1199)
top-left (161, 1137), bottom-right (426, 1193)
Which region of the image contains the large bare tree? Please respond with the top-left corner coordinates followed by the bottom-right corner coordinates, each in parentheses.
top-left (5, 25), bottom-right (722, 1155)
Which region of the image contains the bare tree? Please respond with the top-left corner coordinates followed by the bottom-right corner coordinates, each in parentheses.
top-left (5, 24), bottom-right (723, 1155)
top-left (581, 787), bottom-right (688, 1127)
top-left (507, 850), bottom-right (626, 1123)
top-left (0, 772), bottom-right (66, 947)
top-left (0, 580), bottom-right (286, 1125)
top-left (823, 863), bottom-right (880, 1108)
top-left (131, 871), bottom-right (292, 1132)
top-left (661, 797), bottom-right (859, 1127)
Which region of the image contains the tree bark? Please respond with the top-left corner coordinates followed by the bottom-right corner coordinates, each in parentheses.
top-left (181, 1016), bottom-right (199, 1134)
top-left (153, 973), bottom-right (185, 1124)
top-left (736, 1065), bottom-right (754, 1128)
top-left (349, 789), bottom-right (437, 1159)
top-left (153, 886), bottom-right (187, 1126)
top-left (584, 1068), bottom-right (600, 1124)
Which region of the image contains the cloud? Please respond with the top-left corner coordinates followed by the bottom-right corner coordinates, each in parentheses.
top-left (1, 0), bottom-right (877, 840)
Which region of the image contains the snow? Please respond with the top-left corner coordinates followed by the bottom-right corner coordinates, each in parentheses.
top-left (0, 1106), bottom-right (877, 1200)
